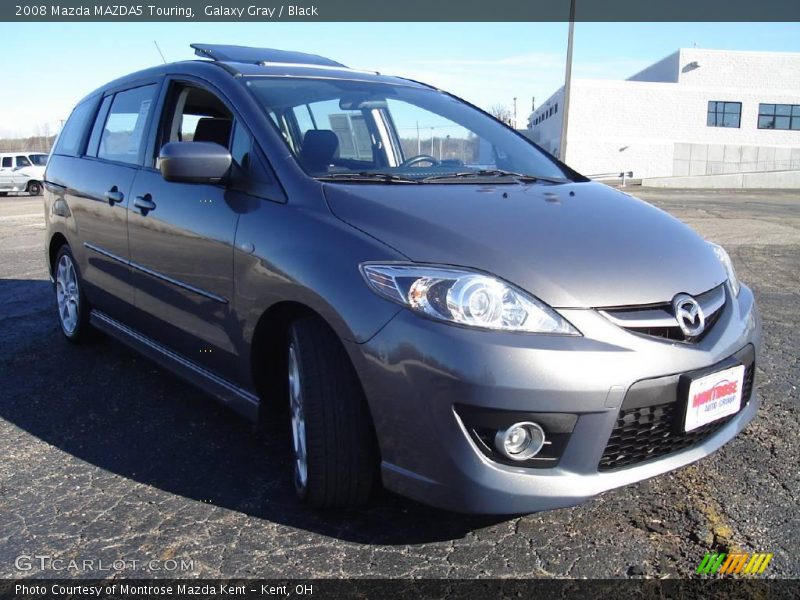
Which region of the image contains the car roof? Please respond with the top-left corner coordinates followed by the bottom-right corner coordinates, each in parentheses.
top-left (78, 44), bottom-right (433, 105)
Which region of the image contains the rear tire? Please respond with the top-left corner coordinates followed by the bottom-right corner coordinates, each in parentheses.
top-left (54, 245), bottom-right (93, 343)
top-left (288, 317), bottom-right (379, 508)
top-left (27, 181), bottom-right (42, 196)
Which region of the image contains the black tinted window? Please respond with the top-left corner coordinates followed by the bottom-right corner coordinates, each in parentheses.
top-left (16, 156), bottom-right (31, 167)
top-left (231, 122), bottom-right (252, 171)
top-left (86, 95), bottom-right (113, 156)
top-left (98, 85), bottom-right (158, 165)
top-left (229, 121), bottom-right (273, 192)
top-left (53, 99), bottom-right (96, 157)
top-left (1, 157), bottom-right (11, 168)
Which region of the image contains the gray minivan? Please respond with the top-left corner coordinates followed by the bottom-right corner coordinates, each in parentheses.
top-left (44, 44), bottom-right (760, 514)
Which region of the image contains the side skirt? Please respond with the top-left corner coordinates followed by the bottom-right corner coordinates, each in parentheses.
top-left (90, 310), bottom-right (260, 422)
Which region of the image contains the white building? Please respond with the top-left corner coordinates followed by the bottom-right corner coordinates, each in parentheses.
top-left (527, 48), bottom-right (800, 180)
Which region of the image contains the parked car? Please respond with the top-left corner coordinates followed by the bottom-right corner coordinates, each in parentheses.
top-left (0, 151), bottom-right (47, 196)
top-left (44, 44), bottom-right (760, 513)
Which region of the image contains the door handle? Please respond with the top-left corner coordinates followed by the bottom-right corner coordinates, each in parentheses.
top-left (105, 187), bottom-right (124, 205)
top-left (134, 194), bottom-right (156, 216)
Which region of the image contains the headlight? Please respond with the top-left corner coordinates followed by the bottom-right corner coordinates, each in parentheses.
top-left (708, 242), bottom-right (740, 296)
top-left (360, 263), bottom-right (579, 335)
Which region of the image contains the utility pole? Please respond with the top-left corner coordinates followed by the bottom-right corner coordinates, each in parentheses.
top-left (559, 0), bottom-right (575, 162)
top-left (416, 121), bottom-right (421, 154)
top-left (513, 97), bottom-right (518, 129)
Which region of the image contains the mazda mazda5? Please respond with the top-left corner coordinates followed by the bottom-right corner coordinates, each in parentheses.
top-left (44, 44), bottom-right (760, 513)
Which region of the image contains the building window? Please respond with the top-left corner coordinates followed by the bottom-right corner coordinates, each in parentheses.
top-left (758, 104), bottom-right (800, 130)
top-left (707, 101), bottom-right (741, 128)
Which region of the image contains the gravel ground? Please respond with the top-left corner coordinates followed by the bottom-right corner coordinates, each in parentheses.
top-left (0, 188), bottom-right (797, 579)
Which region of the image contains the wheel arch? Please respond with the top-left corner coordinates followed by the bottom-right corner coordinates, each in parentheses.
top-left (250, 301), bottom-right (330, 426)
top-left (249, 300), bottom-right (379, 437)
top-left (48, 232), bottom-right (69, 276)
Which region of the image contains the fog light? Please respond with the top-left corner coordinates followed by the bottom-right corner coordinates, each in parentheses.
top-left (494, 421), bottom-right (546, 461)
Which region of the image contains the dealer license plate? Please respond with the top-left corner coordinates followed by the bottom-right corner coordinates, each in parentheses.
top-left (684, 365), bottom-right (745, 432)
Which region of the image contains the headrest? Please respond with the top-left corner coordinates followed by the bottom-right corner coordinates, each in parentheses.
top-left (192, 118), bottom-right (232, 147)
top-left (300, 130), bottom-right (339, 172)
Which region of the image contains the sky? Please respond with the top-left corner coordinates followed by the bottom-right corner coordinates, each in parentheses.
top-left (1, 21), bottom-right (799, 137)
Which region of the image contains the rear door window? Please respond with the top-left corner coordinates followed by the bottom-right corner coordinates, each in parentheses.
top-left (16, 156), bottom-right (32, 168)
top-left (98, 84), bottom-right (159, 165)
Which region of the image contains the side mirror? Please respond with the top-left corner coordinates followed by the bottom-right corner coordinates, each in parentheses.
top-left (158, 141), bottom-right (232, 184)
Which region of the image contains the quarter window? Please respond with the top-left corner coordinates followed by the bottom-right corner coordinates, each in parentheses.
top-left (229, 121), bottom-right (272, 189)
top-left (53, 99), bottom-right (97, 157)
top-left (98, 84), bottom-right (159, 165)
top-left (758, 103), bottom-right (800, 130)
top-left (707, 101), bottom-right (741, 128)
top-left (2, 157), bottom-right (12, 168)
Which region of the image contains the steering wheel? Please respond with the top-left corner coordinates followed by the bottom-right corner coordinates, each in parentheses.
top-left (400, 154), bottom-right (441, 168)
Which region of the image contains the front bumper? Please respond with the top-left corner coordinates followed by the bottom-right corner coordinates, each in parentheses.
top-left (345, 284), bottom-right (761, 514)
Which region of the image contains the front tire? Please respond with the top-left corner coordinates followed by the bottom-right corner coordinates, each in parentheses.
top-left (27, 181), bottom-right (42, 196)
top-left (288, 318), bottom-right (379, 508)
top-left (54, 245), bottom-right (92, 343)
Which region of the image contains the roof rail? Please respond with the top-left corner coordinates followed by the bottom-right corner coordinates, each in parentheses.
top-left (191, 43), bottom-right (346, 68)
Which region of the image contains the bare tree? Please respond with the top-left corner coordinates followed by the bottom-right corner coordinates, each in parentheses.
top-left (0, 131), bottom-right (57, 153)
top-left (489, 104), bottom-right (514, 125)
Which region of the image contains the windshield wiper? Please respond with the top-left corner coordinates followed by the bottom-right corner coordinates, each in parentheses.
top-left (316, 172), bottom-right (420, 184)
top-left (422, 169), bottom-right (567, 184)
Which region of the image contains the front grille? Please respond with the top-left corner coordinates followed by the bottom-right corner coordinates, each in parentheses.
top-left (598, 358), bottom-right (754, 471)
top-left (599, 284), bottom-right (726, 343)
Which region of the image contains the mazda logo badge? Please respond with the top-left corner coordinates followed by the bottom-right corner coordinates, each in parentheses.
top-left (672, 293), bottom-right (705, 338)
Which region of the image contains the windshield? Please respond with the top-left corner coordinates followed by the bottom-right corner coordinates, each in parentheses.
top-left (245, 77), bottom-right (570, 183)
top-left (29, 154), bottom-right (48, 166)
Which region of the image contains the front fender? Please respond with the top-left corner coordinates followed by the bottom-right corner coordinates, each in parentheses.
top-left (233, 197), bottom-right (405, 356)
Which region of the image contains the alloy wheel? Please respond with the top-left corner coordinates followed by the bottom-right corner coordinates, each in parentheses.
top-left (288, 342), bottom-right (308, 495)
top-left (56, 254), bottom-right (80, 335)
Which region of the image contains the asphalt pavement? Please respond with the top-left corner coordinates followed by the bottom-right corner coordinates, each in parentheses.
top-left (0, 188), bottom-right (797, 578)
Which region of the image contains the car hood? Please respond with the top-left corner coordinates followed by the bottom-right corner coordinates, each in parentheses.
top-left (324, 181), bottom-right (727, 308)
